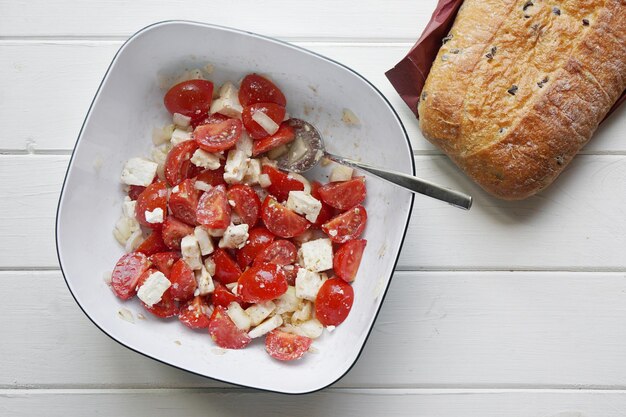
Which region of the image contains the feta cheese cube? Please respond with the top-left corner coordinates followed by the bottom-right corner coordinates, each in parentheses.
top-left (274, 286), bottom-right (300, 314)
top-left (299, 318), bottom-right (324, 339)
top-left (227, 302), bottom-right (251, 331)
top-left (248, 315), bottom-right (283, 339)
top-left (292, 301), bottom-right (312, 322)
top-left (120, 158), bottom-right (158, 187)
top-left (223, 150), bottom-right (248, 184)
top-left (122, 197), bottom-right (137, 219)
top-left (190, 149), bottom-right (221, 170)
top-left (204, 257), bottom-right (216, 276)
top-left (286, 191), bottom-right (322, 223)
top-left (235, 131), bottom-right (253, 157)
top-left (172, 112), bottom-right (191, 128)
top-left (144, 207), bottom-right (164, 224)
top-left (245, 301), bottom-right (276, 327)
top-left (137, 271), bottom-right (171, 307)
top-left (298, 238), bottom-right (333, 272)
top-left (210, 82), bottom-right (243, 118)
top-left (219, 223), bottom-right (249, 249)
top-left (243, 159), bottom-right (261, 185)
top-left (295, 268), bottom-right (323, 301)
top-left (170, 128), bottom-right (193, 146)
top-left (194, 266), bottom-right (215, 296)
top-left (258, 173), bottom-right (272, 188)
top-left (194, 226), bottom-right (214, 256)
top-left (330, 165), bottom-right (354, 182)
top-left (181, 235), bottom-right (203, 270)
top-left (194, 180), bottom-right (213, 192)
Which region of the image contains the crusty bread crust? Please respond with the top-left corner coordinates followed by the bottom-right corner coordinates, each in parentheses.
top-left (418, 0), bottom-right (625, 200)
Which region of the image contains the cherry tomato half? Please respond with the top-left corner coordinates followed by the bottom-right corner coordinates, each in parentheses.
top-left (311, 181), bottom-right (334, 227)
top-left (261, 196), bottom-right (310, 238)
top-left (164, 79), bottom-right (214, 121)
top-left (208, 306), bottom-right (252, 349)
top-left (194, 166), bottom-right (226, 187)
top-left (168, 259), bottom-right (197, 302)
top-left (212, 248), bottom-right (242, 285)
top-left (165, 140), bottom-right (199, 187)
top-left (194, 118), bottom-right (242, 152)
top-left (149, 252), bottom-right (181, 277)
top-left (179, 296), bottom-right (211, 329)
top-left (196, 185), bottom-right (231, 229)
top-left (161, 217), bottom-right (194, 250)
top-left (135, 181), bottom-right (168, 228)
top-left (253, 239), bottom-right (297, 267)
top-left (265, 330), bottom-right (312, 361)
top-left (110, 252), bottom-right (150, 300)
top-left (318, 177), bottom-right (366, 211)
top-left (251, 122), bottom-right (295, 156)
top-left (315, 278), bottom-right (354, 327)
top-left (321, 205), bottom-right (367, 244)
top-left (239, 73), bottom-right (287, 107)
top-left (242, 102), bottom-right (286, 140)
top-left (333, 239), bottom-right (367, 282)
top-left (191, 112), bottom-right (230, 129)
top-left (262, 165), bottom-right (304, 202)
top-left (211, 281), bottom-right (240, 308)
top-left (237, 263), bottom-right (288, 303)
top-left (135, 230), bottom-right (168, 256)
top-left (227, 184), bottom-right (261, 227)
top-left (169, 178), bottom-right (199, 225)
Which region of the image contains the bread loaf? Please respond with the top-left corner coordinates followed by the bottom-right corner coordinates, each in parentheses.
top-left (418, 0), bottom-right (625, 200)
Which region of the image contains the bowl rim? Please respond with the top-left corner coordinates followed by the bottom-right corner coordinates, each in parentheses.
top-left (55, 19), bottom-right (416, 394)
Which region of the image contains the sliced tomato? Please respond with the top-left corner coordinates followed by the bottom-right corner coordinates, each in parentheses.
top-left (144, 290), bottom-right (179, 318)
top-left (161, 217), bottom-right (194, 250)
top-left (236, 227), bottom-right (275, 269)
top-left (212, 248), bottom-right (242, 285)
top-left (164, 79), bottom-right (214, 121)
top-left (318, 177), bottom-right (366, 211)
top-left (265, 330), bottom-right (312, 361)
top-left (194, 119), bottom-right (242, 152)
top-left (196, 185), bottom-right (231, 229)
top-left (311, 181), bottom-right (334, 227)
top-left (194, 166), bottom-right (226, 187)
top-left (149, 252), bottom-right (181, 277)
top-left (135, 230), bottom-right (168, 256)
top-left (136, 268), bottom-right (179, 318)
top-left (210, 281), bottom-right (240, 308)
top-left (321, 205), bottom-right (367, 244)
top-left (135, 181), bottom-right (168, 228)
top-left (262, 165), bottom-right (304, 202)
top-left (333, 239), bottom-right (367, 282)
top-left (191, 112), bottom-right (230, 129)
top-left (253, 240), bottom-right (297, 266)
top-left (239, 73), bottom-right (287, 107)
top-left (315, 278), bottom-right (354, 327)
top-left (128, 185), bottom-right (146, 201)
top-left (169, 178), bottom-right (200, 225)
top-left (208, 306), bottom-right (252, 349)
top-left (169, 259), bottom-right (197, 302)
top-left (179, 296), bottom-right (211, 329)
top-left (261, 196), bottom-right (310, 238)
top-left (251, 122), bottom-right (295, 156)
top-left (242, 102), bottom-right (286, 140)
top-left (237, 263), bottom-right (288, 303)
top-left (165, 140), bottom-right (199, 187)
top-left (227, 184), bottom-right (261, 227)
top-left (282, 264), bottom-right (300, 286)
top-left (110, 252), bottom-right (150, 300)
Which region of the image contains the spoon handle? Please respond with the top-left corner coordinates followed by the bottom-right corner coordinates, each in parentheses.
top-left (325, 154), bottom-right (473, 210)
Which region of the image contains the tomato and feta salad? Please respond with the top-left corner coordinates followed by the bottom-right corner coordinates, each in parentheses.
top-left (110, 71), bottom-right (367, 361)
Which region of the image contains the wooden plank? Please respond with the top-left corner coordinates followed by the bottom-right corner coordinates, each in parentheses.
top-left (0, 0), bottom-right (436, 39)
top-left (2, 41), bottom-right (624, 152)
top-left (3, 154), bottom-right (626, 270)
top-left (3, 389), bottom-right (626, 417)
top-left (4, 270), bottom-right (626, 389)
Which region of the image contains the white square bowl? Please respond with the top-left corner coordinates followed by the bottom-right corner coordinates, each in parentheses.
top-left (56, 21), bottom-right (414, 394)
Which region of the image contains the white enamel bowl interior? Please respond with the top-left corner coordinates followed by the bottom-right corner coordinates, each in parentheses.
top-left (56, 21), bottom-right (414, 394)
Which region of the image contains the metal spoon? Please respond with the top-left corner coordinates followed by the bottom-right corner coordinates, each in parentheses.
top-left (275, 118), bottom-right (473, 210)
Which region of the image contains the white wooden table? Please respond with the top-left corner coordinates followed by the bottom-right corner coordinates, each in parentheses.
top-left (3, 1), bottom-right (626, 415)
